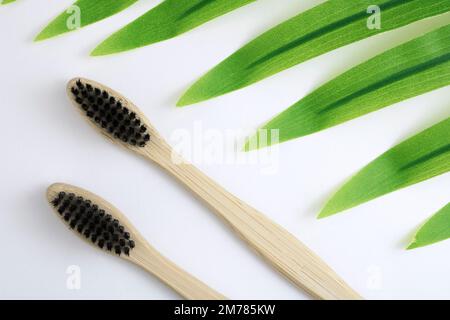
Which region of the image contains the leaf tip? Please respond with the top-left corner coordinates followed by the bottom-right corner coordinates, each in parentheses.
top-left (176, 92), bottom-right (198, 107)
top-left (406, 241), bottom-right (420, 250)
top-left (90, 45), bottom-right (107, 57)
top-left (175, 98), bottom-right (189, 107)
top-left (242, 128), bottom-right (280, 152)
top-left (90, 37), bottom-right (121, 57)
top-left (241, 141), bottom-right (254, 153)
top-left (241, 135), bottom-right (265, 152)
top-left (317, 199), bottom-right (344, 219)
top-left (34, 30), bottom-right (50, 42)
top-left (317, 210), bottom-right (334, 219)
top-left (177, 78), bottom-right (216, 106)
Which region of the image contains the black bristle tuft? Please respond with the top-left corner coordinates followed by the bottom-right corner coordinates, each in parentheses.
top-left (52, 191), bottom-right (135, 256)
top-left (71, 79), bottom-right (150, 147)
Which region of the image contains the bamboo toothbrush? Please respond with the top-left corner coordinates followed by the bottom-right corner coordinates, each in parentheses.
top-left (47, 183), bottom-right (226, 300)
top-left (66, 77), bottom-right (361, 300)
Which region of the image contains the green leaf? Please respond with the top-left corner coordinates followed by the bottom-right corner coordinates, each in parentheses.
top-left (408, 203), bottom-right (450, 249)
top-left (91, 0), bottom-right (257, 56)
top-left (35, 0), bottom-right (139, 41)
top-left (177, 0), bottom-right (450, 106)
top-left (1, 0), bottom-right (16, 5)
top-left (244, 24), bottom-right (450, 150)
top-left (318, 117), bottom-right (450, 218)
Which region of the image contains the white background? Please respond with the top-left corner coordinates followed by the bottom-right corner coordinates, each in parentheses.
top-left (1, 0), bottom-right (449, 300)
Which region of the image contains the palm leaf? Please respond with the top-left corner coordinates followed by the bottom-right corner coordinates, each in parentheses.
top-left (244, 24), bottom-right (450, 150)
top-left (91, 0), bottom-right (257, 56)
top-left (177, 0), bottom-right (450, 106)
top-left (408, 203), bottom-right (450, 249)
top-left (318, 117), bottom-right (450, 218)
top-left (35, 0), bottom-right (139, 41)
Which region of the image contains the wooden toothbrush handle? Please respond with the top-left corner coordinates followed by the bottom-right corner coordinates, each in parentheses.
top-left (158, 158), bottom-right (361, 300)
top-left (132, 245), bottom-right (226, 300)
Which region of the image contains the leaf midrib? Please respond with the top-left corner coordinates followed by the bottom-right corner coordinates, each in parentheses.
top-left (177, 0), bottom-right (218, 20)
top-left (246, 0), bottom-right (415, 69)
top-left (317, 52), bottom-right (450, 114)
top-left (400, 143), bottom-right (450, 171)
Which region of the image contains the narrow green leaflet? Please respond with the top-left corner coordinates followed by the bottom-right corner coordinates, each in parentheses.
top-left (244, 25), bottom-right (450, 150)
top-left (408, 203), bottom-right (450, 249)
top-left (318, 117), bottom-right (450, 218)
top-left (1, 0), bottom-right (16, 5)
top-left (177, 0), bottom-right (450, 106)
top-left (35, 0), bottom-right (139, 41)
top-left (91, 0), bottom-right (257, 56)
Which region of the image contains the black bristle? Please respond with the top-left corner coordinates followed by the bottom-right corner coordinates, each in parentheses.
top-left (76, 80), bottom-right (84, 89)
top-left (71, 79), bottom-right (150, 147)
top-left (52, 191), bottom-right (135, 256)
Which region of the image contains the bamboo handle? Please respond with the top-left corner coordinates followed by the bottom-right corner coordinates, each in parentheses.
top-left (131, 244), bottom-right (226, 300)
top-left (147, 147), bottom-right (361, 300)
top-left (66, 78), bottom-right (358, 299)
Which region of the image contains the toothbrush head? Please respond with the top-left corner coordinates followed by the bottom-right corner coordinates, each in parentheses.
top-left (67, 78), bottom-right (150, 148)
top-left (47, 183), bottom-right (136, 256)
